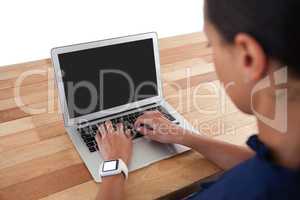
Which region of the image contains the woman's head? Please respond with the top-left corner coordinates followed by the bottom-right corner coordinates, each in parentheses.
top-left (203, 0), bottom-right (300, 114)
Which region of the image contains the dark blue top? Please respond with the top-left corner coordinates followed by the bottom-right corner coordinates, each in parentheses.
top-left (188, 135), bottom-right (300, 200)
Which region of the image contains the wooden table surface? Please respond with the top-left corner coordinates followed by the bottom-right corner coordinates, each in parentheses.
top-left (0, 32), bottom-right (257, 200)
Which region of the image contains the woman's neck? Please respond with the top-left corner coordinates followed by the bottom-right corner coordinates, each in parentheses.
top-left (255, 77), bottom-right (300, 170)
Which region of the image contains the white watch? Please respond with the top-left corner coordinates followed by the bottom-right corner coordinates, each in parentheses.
top-left (99, 159), bottom-right (128, 180)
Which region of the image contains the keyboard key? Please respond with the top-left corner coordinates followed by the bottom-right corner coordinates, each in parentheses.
top-left (82, 126), bottom-right (90, 133)
top-left (83, 137), bottom-right (95, 143)
top-left (86, 142), bottom-right (95, 147)
top-left (91, 124), bottom-right (98, 131)
top-left (89, 147), bottom-right (96, 152)
top-left (81, 134), bottom-right (92, 139)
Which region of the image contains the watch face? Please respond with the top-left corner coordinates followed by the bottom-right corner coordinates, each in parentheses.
top-left (103, 160), bottom-right (119, 172)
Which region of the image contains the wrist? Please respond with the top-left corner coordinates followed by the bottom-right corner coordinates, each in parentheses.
top-left (179, 130), bottom-right (196, 147)
top-left (171, 127), bottom-right (193, 145)
top-left (102, 173), bottom-right (126, 182)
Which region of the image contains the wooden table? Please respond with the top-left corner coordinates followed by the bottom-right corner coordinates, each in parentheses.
top-left (0, 32), bottom-right (257, 200)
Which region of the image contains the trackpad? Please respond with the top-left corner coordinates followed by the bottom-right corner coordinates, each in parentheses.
top-left (128, 138), bottom-right (189, 171)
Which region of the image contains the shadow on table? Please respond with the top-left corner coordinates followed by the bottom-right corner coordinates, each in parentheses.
top-left (157, 172), bottom-right (223, 200)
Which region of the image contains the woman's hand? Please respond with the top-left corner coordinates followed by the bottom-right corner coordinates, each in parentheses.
top-left (95, 121), bottom-right (133, 165)
top-left (134, 111), bottom-right (188, 144)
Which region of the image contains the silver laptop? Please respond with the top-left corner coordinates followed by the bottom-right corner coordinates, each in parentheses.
top-left (51, 32), bottom-right (198, 182)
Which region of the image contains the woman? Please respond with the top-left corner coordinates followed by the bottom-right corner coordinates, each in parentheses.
top-left (96, 0), bottom-right (300, 199)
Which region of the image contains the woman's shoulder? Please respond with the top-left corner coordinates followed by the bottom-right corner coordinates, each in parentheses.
top-left (189, 155), bottom-right (300, 200)
top-left (188, 135), bottom-right (300, 200)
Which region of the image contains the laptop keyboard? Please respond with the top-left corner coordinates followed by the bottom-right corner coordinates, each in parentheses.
top-left (77, 106), bottom-right (177, 153)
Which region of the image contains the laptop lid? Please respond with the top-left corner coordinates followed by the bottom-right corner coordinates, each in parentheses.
top-left (51, 33), bottom-right (163, 126)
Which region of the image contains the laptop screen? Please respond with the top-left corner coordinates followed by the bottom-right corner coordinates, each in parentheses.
top-left (58, 38), bottom-right (158, 118)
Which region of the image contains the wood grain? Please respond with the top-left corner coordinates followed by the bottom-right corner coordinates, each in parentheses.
top-left (0, 32), bottom-right (257, 200)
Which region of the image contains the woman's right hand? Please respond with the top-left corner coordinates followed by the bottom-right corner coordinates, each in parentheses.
top-left (95, 121), bottom-right (133, 165)
top-left (134, 111), bottom-right (189, 144)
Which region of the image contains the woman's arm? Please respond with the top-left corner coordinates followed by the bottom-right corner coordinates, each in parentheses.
top-left (135, 111), bottom-right (254, 170)
top-left (181, 133), bottom-right (254, 170)
top-left (95, 121), bottom-right (133, 200)
top-left (97, 175), bottom-right (125, 200)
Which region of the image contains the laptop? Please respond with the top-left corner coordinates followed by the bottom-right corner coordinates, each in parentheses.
top-left (51, 32), bottom-right (198, 182)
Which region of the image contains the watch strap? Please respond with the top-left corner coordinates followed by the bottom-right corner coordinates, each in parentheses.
top-left (118, 159), bottom-right (128, 180)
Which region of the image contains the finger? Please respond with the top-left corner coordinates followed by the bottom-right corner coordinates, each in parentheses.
top-left (105, 120), bottom-right (114, 132)
top-left (95, 133), bottom-right (101, 145)
top-left (95, 124), bottom-right (101, 135)
top-left (139, 120), bottom-right (155, 131)
top-left (98, 123), bottom-right (107, 138)
top-left (124, 129), bottom-right (132, 138)
top-left (136, 126), bottom-right (153, 136)
top-left (143, 111), bottom-right (160, 116)
top-left (136, 112), bottom-right (156, 121)
top-left (134, 116), bottom-right (155, 129)
top-left (116, 123), bottom-right (124, 133)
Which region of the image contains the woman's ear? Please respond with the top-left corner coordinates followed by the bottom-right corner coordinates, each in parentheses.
top-left (234, 33), bottom-right (268, 81)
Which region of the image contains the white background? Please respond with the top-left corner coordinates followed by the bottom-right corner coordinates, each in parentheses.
top-left (0, 0), bottom-right (204, 67)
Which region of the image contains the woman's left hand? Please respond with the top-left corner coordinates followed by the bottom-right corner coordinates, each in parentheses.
top-left (134, 111), bottom-right (187, 144)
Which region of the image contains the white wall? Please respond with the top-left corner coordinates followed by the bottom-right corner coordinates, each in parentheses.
top-left (0, 0), bottom-right (204, 67)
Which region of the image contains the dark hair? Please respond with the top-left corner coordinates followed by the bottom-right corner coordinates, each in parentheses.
top-left (205, 0), bottom-right (300, 73)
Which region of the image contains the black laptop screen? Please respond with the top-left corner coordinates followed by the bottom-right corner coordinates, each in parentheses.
top-left (58, 38), bottom-right (158, 118)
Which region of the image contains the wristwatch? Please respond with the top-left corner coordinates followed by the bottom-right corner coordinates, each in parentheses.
top-left (99, 159), bottom-right (128, 180)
